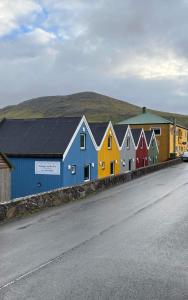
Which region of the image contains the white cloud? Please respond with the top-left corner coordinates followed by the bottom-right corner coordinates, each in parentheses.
top-left (0, 0), bottom-right (42, 36)
top-left (0, 0), bottom-right (188, 114)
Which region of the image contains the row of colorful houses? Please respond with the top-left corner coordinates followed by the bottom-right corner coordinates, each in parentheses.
top-left (119, 108), bottom-right (188, 161)
top-left (0, 115), bottom-right (159, 200)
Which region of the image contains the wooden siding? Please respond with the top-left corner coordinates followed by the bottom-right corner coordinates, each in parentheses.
top-left (0, 169), bottom-right (10, 203)
top-left (130, 124), bottom-right (170, 162)
top-left (98, 127), bottom-right (120, 178)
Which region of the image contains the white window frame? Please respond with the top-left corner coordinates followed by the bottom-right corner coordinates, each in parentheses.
top-left (71, 165), bottom-right (76, 175)
top-left (80, 133), bottom-right (86, 150)
top-left (110, 161), bottom-right (115, 176)
top-left (150, 127), bottom-right (161, 136)
top-left (126, 137), bottom-right (130, 149)
top-left (84, 164), bottom-right (90, 182)
top-left (107, 136), bottom-right (112, 150)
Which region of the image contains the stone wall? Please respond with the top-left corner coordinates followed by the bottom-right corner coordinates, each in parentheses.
top-left (0, 158), bottom-right (182, 222)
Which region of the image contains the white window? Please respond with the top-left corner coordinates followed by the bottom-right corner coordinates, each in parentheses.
top-left (108, 136), bottom-right (112, 149)
top-left (126, 137), bottom-right (130, 149)
top-left (151, 127), bottom-right (161, 136)
top-left (141, 137), bottom-right (144, 149)
top-left (80, 133), bottom-right (86, 149)
top-left (71, 165), bottom-right (76, 175)
top-left (101, 161), bottom-right (105, 170)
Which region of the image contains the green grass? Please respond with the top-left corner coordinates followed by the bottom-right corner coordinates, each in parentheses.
top-left (0, 91), bottom-right (188, 127)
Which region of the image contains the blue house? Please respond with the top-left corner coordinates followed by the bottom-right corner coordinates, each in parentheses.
top-left (0, 116), bottom-right (98, 199)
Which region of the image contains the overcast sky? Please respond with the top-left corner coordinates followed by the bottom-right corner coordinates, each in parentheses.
top-left (0, 0), bottom-right (188, 114)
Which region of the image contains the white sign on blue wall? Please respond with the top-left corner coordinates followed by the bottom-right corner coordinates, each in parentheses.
top-left (35, 161), bottom-right (61, 175)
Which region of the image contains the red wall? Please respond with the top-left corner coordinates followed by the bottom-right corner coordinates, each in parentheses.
top-left (136, 134), bottom-right (148, 169)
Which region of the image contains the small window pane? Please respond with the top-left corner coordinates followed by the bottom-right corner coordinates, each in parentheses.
top-left (71, 165), bottom-right (76, 174)
top-left (80, 134), bottom-right (86, 149)
top-left (108, 136), bottom-right (112, 149)
top-left (126, 137), bottom-right (130, 149)
top-left (151, 128), bottom-right (161, 136)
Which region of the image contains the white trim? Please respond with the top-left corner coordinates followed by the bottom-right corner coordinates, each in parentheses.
top-left (97, 122), bottom-right (120, 151)
top-left (147, 130), bottom-right (159, 153)
top-left (134, 128), bottom-right (147, 150)
top-left (63, 115), bottom-right (98, 161)
top-left (80, 133), bottom-right (86, 150)
top-left (110, 160), bottom-right (115, 176)
top-left (150, 127), bottom-right (161, 136)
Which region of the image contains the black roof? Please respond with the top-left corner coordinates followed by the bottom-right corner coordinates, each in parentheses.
top-left (131, 128), bottom-right (142, 146)
top-left (145, 131), bottom-right (153, 146)
top-left (0, 117), bottom-right (82, 157)
top-left (89, 122), bottom-right (109, 146)
top-left (113, 124), bottom-right (128, 146)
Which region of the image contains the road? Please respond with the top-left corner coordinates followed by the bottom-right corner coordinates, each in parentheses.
top-left (0, 163), bottom-right (188, 299)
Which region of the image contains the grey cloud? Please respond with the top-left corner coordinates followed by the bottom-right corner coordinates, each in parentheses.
top-left (0, 0), bottom-right (188, 114)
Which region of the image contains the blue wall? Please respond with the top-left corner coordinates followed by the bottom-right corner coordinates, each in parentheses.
top-left (10, 157), bottom-right (63, 199)
top-left (63, 121), bottom-right (98, 187)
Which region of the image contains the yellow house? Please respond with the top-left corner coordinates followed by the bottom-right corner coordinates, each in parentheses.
top-left (119, 108), bottom-right (188, 161)
top-left (89, 122), bottom-right (120, 178)
top-left (169, 124), bottom-right (188, 156)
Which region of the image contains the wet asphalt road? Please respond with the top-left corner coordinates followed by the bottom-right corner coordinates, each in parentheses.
top-left (0, 163), bottom-right (188, 300)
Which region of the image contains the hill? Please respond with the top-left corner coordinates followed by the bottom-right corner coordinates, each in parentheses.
top-left (0, 91), bottom-right (188, 127)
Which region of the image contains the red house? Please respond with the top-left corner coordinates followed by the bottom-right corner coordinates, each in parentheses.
top-left (131, 128), bottom-right (148, 169)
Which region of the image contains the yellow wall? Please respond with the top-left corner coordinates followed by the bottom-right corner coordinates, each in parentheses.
top-left (130, 124), bottom-right (170, 162)
top-left (98, 127), bottom-right (120, 178)
top-left (169, 125), bottom-right (188, 156)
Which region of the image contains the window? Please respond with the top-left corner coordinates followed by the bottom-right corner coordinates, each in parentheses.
top-left (108, 136), bottom-right (112, 149)
top-left (84, 164), bottom-right (90, 181)
top-left (151, 139), bottom-right (154, 148)
top-left (151, 127), bottom-right (161, 136)
top-left (71, 165), bottom-right (76, 175)
top-left (141, 137), bottom-right (144, 149)
top-left (126, 137), bottom-right (130, 149)
top-left (101, 161), bottom-right (105, 170)
top-left (80, 133), bottom-right (86, 150)
top-left (110, 161), bottom-right (115, 175)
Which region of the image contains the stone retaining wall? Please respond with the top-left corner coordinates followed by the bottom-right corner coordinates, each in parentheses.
top-left (0, 158), bottom-right (182, 222)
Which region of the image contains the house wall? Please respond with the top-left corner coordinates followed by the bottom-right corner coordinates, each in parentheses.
top-left (148, 139), bottom-right (159, 166)
top-left (120, 131), bottom-right (136, 173)
top-left (169, 124), bottom-right (188, 156)
top-left (136, 134), bottom-right (148, 169)
top-left (63, 121), bottom-right (97, 187)
top-left (0, 168), bottom-right (11, 203)
top-left (130, 124), bottom-right (170, 162)
top-left (98, 127), bottom-right (120, 178)
top-left (9, 157), bottom-right (63, 199)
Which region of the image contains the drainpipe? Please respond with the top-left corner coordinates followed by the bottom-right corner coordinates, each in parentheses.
top-left (173, 117), bottom-right (176, 158)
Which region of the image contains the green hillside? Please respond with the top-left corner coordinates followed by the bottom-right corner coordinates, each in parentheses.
top-left (0, 91), bottom-right (188, 127)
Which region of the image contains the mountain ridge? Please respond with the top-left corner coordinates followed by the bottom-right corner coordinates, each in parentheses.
top-left (0, 91), bottom-right (188, 127)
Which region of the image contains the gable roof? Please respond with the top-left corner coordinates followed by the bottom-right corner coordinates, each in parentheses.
top-left (131, 128), bottom-right (143, 146)
top-left (0, 117), bottom-right (82, 157)
top-left (89, 122), bottom-right (109, 147)
top-left (144, 131), bottom-right (153, 147)
top-left (119, 112), bottom-right (172, 125)
top-left (113, 124), bottom-right (128, 147)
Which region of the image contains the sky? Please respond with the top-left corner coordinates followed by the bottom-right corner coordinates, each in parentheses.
top-left (0, 0), bottom-right (188, 114)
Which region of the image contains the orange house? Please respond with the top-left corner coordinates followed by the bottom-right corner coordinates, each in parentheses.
top-left (89, 122), bottom-right (120, 178)
top-left (119, 109), bottom-right (188, 162)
